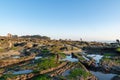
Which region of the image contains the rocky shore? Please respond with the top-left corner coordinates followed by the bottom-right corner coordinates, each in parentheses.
top-left (0, 36), bottom-right (119, 80)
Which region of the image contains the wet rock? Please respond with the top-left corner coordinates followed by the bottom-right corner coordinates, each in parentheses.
top-left (110, 66), bottom-right (120, 74)
top-left (112, 75), bottom-right (120, 80)
top-left (14, 42), bottom-right (27, 47)
top-left (0, 55), bottom-right (35, 68)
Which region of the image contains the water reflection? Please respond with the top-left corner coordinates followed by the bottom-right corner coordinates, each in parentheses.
top-left (12, 55), bottom-right (20, 59)
top-left (87, 54), bottom-right (103, 63)
top-left (35, 56), bottom-right (42, 60)
top-left (62, 69), bottom-right (70, 76)
top-left (13, 70), bottom-right (33, 75)
top-left (91, 71), bottom-right (117, 80)
top-left (63, 54), bottom-right (78, 62)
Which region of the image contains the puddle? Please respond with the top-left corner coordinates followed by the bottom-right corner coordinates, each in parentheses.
top-left (13, 70), bottom-right (33, 75)
top-left (62, 70), bottom-right (71, 76)
top-left (12, 55), bottom-right (20, 59)
top-left (35, 56), bottom-right (42, 60)
top-left (91, 71), bottom-right (117, 80)
top-left (87, 54), bottom-right (103, 63)
top-left (62, 54), bottom-right (78, 62)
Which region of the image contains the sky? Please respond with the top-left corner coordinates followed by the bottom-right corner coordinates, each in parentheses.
top-left (0, 0), bottom-right (120, 41)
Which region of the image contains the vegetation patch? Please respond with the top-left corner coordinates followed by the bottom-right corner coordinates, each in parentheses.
top-left (58, 53), bottom-right (66, 59)
top-left (116, 47), bottom-right (120, 52)
top-left (10, 46), bottom-right (18, 50)
top-left (101, 56), bottom-right (120, 65)
top-left (0, 74), bottom-right (17, 80)
top-left (66, 68), bottom-right (90, 79)
top-left (104, 53), bottom-right (115, 57)
top-left (32, 74), bottom-right (51, 80)
top-left (0, 48), bottom-right (5, 52)
top-left (37, 57), bottom-right (59, 70)
top-left (41, 49), bottom-right (50, 53)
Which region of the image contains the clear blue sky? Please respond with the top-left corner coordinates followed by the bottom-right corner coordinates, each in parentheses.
top-left (0, 0), bottom-right (120, 41)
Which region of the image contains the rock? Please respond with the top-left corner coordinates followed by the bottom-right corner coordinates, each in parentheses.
top-left (26, 43), bottom-right (33, 48)
top-left (112, 75), bottom-right (120, 80)
top-left (79, 76), bottom-right (84, 80)
top-left (90, 76), bottom-right (98, 80)
top-left (112, 66), bottom-right (120, 72)
top-left (0, 50), bottom-right (20, 58)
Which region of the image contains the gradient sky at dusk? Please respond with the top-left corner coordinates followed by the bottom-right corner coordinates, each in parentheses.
top-left (0, 0), bottom-right (120, 41)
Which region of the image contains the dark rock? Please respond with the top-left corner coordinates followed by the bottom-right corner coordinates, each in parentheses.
top-left (112, 75), bottom-right (120, 80)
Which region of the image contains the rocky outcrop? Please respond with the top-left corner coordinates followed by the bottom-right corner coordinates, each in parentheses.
top-left (50, 62), bottom-right (75, 77)
top-left (39, 62), bottom-right (67, 74)
top-left (72, 53), bottom-right (96, 68)
top-left (6, 73), bottom-right (36, 80)
top-left (63, 49), bottom-right (82, 54)
top-left (0, 50), bottom-right (20, 58)
top-left (0, 55), bottom-right (35, 68)
top-left (83, 47), bottom-right (116, 54)
top-left (5, 62), bottom-right (68, 80)
top-left (100, 57), bottom-right (120, 74)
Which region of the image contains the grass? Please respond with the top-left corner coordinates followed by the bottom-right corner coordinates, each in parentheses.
top-left (0, 74), bottom-right (17, 80)
top-left (104, 53), bottom-right (115, 57)
top-left (102, 57), bottom-right (111, 61)
top-left (10, 46), bottom-right (18, 50)
top-left (67, 68), bottom-right (90, 79)
top-left (37, 57), bottom-right (58, 70)
top-left (32, 70), bottom-right (39, 73)
top-left (41, 49), bottom-right (50, 53)
top-left (58, 52), bottom-right (66, 59)
top-left (0, 48), bottom-right (5, 52)
top-left (32, 74), bottom-right (51, 80)
top-left (102, 56), bottom-right (120, 65)
top-left (116, 47), bottom-right (120, 52)
top-left (115, 60), bottom-right (120, 63)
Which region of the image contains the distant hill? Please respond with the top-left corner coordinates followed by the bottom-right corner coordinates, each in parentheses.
top-left (20, 35), bottom-right (50, 40)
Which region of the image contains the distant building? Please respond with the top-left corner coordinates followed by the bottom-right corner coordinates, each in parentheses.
top-left (12, 35), bottom-right (18, 38)
top-left (7, 33), bottom-right (12, 38)
top-left (80, 38), bottom-right (82, 41)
